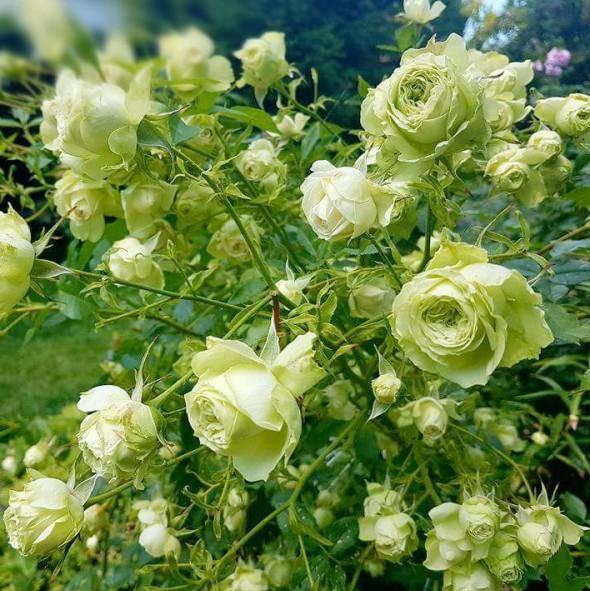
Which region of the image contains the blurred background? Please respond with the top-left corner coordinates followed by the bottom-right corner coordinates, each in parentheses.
top-left (1, 0), bottom-right (589, 106)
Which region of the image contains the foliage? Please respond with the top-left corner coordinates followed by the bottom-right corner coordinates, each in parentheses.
top-left (1, 1), bottom-right (590, 590)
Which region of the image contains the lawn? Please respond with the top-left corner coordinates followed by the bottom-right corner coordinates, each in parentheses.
top-left (0, 321), bottom-right (113, 420)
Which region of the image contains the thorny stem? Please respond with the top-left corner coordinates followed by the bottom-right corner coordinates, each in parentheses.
top-left (213, 414), bottom-right (365, 575)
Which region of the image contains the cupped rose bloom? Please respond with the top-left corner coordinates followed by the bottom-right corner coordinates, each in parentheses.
top-left (23, 440), bottom-right (49, 468)
top-left (359, 482), bottom-right (416, 562)
top-left (516, 500), bottom-right (586, 566)
top-left (348, 278), bottom-right (397, 319)
top-left (139, 524), bottom-right (181, 558)
top-left (406, 397), bottom-right (457, 442)
top-left (402, 0), bottom-right (446, 24)
top-left (207, 215), bottom-right (261, 263)
top-left (19, 0), bottom-right (74, 63)
top-left (535, 93), bottom-right (590, 137)
top-left (485, 530), bottom-right (524, 584)
top-left (223, 488), bottom-right (249, 533)
top-left (234, 32), bottom-right (290, 93)
top-left (41, 68), bottom-right (151, 180)
top-left (235, 139), bottom-right (285, 189)
top-left (361, 34), bottom-right (486, 177)
top-left (372, 513), bottom-right (418, 562)
top-left (390, 242), bottom-right (553, 388)
top-left (527, 129), bottom-right (562, 162)
top-left (468, 51), bottom-right (533, 131)
top-left (301, 161), bottom-right (378, 240)
top-left (54, 171), bottom-right (122, 242)
top-left (273, 112), bottom-right (309, 140)
top-left (541, 154), bottom-right (573, 194)
top-left (107, 236), bottom-right (165, 289)
top-left (442, 562), bottom-right (500, 591)
top-left (185, 333), bottom-right (325, 481)
top-left (485, 147), bottom-right (548, 207)
top-left (261, 554), bottom-right (293, 588)
top-left (159, 27), bottom-right (234, 101)
top-left (175, 180), bottom-right (220, 227)
top-left (77, 385), bottom-right (160, 485)
top-left (4, 476), bottom-right (84, 556)
top-left (121, 177), bottom-right (177, 238)
top-left (0, 207), bottom-right (35, 318)
top-left (221, 562), bottom-right (269, 591)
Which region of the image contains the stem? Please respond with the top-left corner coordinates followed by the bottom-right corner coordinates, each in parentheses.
top-left (150, 370), bottom-right (194, 408)
top-left (417, 204), bottom-right (434, 273)
top-left (258, 205), bottom-right (306, 272)
top-left (453, 425), bottom-right (534, 501)
top-left (221, 196), bottom-right (277, 293)
top-left (214, 414), bottom-right (364, 573)
top-left (86, 480), bottom-right (133, 505)
top-left (414, 448), bottom-right (442, 505)
top-left (538, 221), bottom-right (590, 255)
top-left (368, 235), bottom-right (402, 289)
top-left (75, 270), bottom-right (242, 312)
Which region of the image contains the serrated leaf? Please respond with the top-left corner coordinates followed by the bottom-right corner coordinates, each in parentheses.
top-left (544, 303), bottom-right (590, 345)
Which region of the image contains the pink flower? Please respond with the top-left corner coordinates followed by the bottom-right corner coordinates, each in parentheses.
top-left (533, 60), bottom-right (544, 72)
top-left (544, 63), bottom-right (563, 77)
top-left (546, 47), bottom-right (571, 68)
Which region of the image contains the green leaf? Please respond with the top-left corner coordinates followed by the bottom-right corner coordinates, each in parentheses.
top-left (301, 121), bottom-right (321, 161)
top-left (137, 119), bottom-right (171, 151)
top-left (546, 545), bottom-right (590, 591)
top-left (31, 259), bottom-right (72, 279)
top-left (564, 187), bottom-right (590, 208)
top-left (561, 492), bottom-right (587, 521)
top-left (169, 115), bottom-right (200, 146)
top-left (357, 75), bottom-right (371, 98)
top-left (544, 303), bottom-right (590, 345)
top-left (215, 106), bottom-right (278, 133)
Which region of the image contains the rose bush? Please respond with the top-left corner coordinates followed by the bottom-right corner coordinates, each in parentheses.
top-left (1, 3), bottom-right (590, 590)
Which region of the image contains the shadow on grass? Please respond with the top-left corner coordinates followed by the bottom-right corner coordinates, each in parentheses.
top-left (0, 321), bottom-right (113, 420)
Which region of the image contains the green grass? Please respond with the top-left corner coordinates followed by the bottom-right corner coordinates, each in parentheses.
top-left (0, 322), bottom-right (112, 420)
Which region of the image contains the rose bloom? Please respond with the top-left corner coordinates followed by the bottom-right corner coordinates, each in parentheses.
top-left (545, 47), bottom-right (571, 68)
top-left (0, 207), bottom-right (35, 318)
top-left (54, 171), bottom-right (122, 242)
top-left (207, 216), bottom-right (262, 263)
top-left (41, 68), bottom-right (150, 180)
top-left (301, 161), bottom-right (379, 241)
top-left (4, 476), bottom-right (84, 556)
top-left (442, 563), bottom-right (500, 591)
top-left (390, 241), bottom-right (553, 387)
top-left (107, 236), bottom-right (165, 289)
top-left (121, 177), bottom-right (177, 238)
top-left (159, 27), bottom-right (234, 101)
top-left (77, 385), bottom-right (160, 485)
top-left (402, 0), bottom-right (446, 24)
top-left (185, 333), bottom-right (325, 481)
top-left (535, 93), bottom-right (590, 137)
top-left (234, 32), bottom-right (290, 92)
top-left (361, 34), bottom-right (486, 177)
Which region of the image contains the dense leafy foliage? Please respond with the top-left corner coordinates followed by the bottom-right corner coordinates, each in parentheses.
top-left (1, 1), bottom-right (590, 590)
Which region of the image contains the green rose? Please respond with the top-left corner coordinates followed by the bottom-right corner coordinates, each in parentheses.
top-left (485, 147), bottom-right (548, 207)
top-left (159, 27), bottom-right (234, 101)
top-left (390, 241), bottom-right (553, 388)
top-left (4, 476), bottom-right (84, 556)
top-left (77, 385), bottom-right (160, 485)
top-left (0, 207), bottom-right (35, 318)
top-left (516, 500), bottom-right (586, 566)
top-left (41, 69), bottom-right (151, 180)
top-left (54, 171), bottom-right (122, 242)
top-left (442, 562), bottom-right (500, 591)
top-left (361, 34), bottom-right (487, 177)
top-left (535, 93), bottom-right (590, 137)
top-left (185, 333), bottom-right (325, 481)
top-left (208, 216), bottom-right (261, 264)
top-left (107, 236), bottom-right (165, 289)
top-left (121, 177), bottom-right (177, 238)
top-left (485, 530), bottom-right (524, 584)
